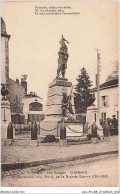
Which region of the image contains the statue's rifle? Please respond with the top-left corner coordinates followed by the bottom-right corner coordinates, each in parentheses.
top-left (68, 85), bottom-right (74, 100)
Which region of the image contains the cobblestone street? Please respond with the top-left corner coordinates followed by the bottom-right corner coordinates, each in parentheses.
top-left (2, 154), bottom-right (118, 187)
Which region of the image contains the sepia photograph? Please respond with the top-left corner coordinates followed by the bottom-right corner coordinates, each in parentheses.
top-left (1, 0), bottom-right (119, 190)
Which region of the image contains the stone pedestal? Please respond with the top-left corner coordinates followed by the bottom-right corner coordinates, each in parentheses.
top-left (91, 138), bottom-right (99, 144)
top-left (1, 100), bottom-right (11, 139)
top-left (96, 123), bottom-right (103, 137)
top-left (103, 123), bottom-right (110, 137)
top-left (40, 77), bottom-right (72, 136)
top-left (92, 122), bottom-right (97, 137)
top-left (5, 139), bottom-right (14, 146)
top-left (31, 122), bottom-right (37, 140)
top-left (86, 106), bottom-right (99, 124)
top-left (59, 139), bottom-right (67, 146)
top-left (30, 140), bottom-right (38, 147)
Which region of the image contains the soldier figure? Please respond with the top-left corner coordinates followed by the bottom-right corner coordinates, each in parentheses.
top-left (57, 35), bottom-right (69, 78)
top-left (61, 89), bottom-right (74, 118)
top-left (61, 90), bottom-right (69, 117)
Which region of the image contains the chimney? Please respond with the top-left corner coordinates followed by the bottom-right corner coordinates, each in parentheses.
top-left (21, 76), bottom-right (27, 94)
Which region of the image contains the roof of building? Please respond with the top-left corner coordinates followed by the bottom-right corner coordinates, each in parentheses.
top-left (24, 92), bottom-right (42, 99)
top-left (9, 78), bottom-right (25, 91)
top-left (1, 17), bottom-right (6, 34)
top-left (91, 78), bottom-right (118, 92)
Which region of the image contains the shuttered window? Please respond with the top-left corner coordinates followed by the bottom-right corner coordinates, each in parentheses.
top-left (101, 112), bottom-right (106, 121)
top-left (101, 96), bottom-right (109, 107)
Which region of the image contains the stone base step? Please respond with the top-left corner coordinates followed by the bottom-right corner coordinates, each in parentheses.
top-left (11, 139), bottom-right (38, 146)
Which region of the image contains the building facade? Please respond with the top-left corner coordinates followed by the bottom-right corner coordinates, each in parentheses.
top-left (22, 92), bottom-right (45, 124)
top-left (9, 78), bottom-right (45, 126)
top-left (90, 79), bottom-right (118, 121)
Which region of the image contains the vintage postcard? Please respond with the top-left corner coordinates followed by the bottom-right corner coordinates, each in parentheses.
top-left (1, 0), bottom-right (119, 192)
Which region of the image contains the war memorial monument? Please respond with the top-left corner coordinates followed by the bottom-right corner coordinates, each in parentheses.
top-left (40, 36), bottom-right (83, 138)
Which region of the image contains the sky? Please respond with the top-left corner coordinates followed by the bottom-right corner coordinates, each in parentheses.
top-left (1, 1), bottom-right (118, 102)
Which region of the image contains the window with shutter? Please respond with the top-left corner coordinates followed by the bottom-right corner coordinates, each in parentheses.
top-left (101, 112), bottom-right (106, 121)
top-left (101, 96), bottom-right (108, 107)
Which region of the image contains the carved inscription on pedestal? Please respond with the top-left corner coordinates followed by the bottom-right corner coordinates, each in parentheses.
top-left (47, 95), bottom-right (62, 106)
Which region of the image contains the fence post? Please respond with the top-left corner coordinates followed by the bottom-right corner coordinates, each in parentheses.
top-left (7, 122), bottom-right (13, 139)
top-left (92, 122), bottom-right (97, 137)
top-left (59, 119), bottom-right (67, 146)
top-left (103, 122), bottom-right (110, 141)
top-left (60, 120), bottom-right (66, 139)
top-left (31, 122), bottom-right (37, 140)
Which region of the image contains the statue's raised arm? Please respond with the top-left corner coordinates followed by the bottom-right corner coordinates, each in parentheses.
top-left (57, 35), bottom-right (69, 79)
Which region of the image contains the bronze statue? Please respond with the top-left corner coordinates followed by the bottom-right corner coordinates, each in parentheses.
top-left (57, 35), bottom-right (69, 78)
top-left (61, 89), bottom-right (69, 117)
top-left (61, 89), bottom-right (74, 119)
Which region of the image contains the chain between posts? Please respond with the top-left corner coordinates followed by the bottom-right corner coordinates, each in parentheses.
top-left (12, 124), bottom-right (57, 132)
top-left (87, 124), bottom-right (103, 131)
top-left (12, 123), bottom-right (103, 133)
top-left (38, 126), bottom-right (57, 132)
top-left (87, 124), bottom-right (93, 130)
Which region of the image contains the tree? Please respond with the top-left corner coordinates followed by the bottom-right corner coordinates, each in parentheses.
top-left (106, 61), bottom-right (118, 82)
top-left (74, 67), bottom-right (95, 113)
top-left (10, 95), bottom-right (23, 114)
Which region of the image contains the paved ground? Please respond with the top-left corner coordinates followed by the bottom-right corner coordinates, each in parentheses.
top-left (1, 154), bottom-right (118, 187)
top-left (2, 136), bottom-right (118, 165)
